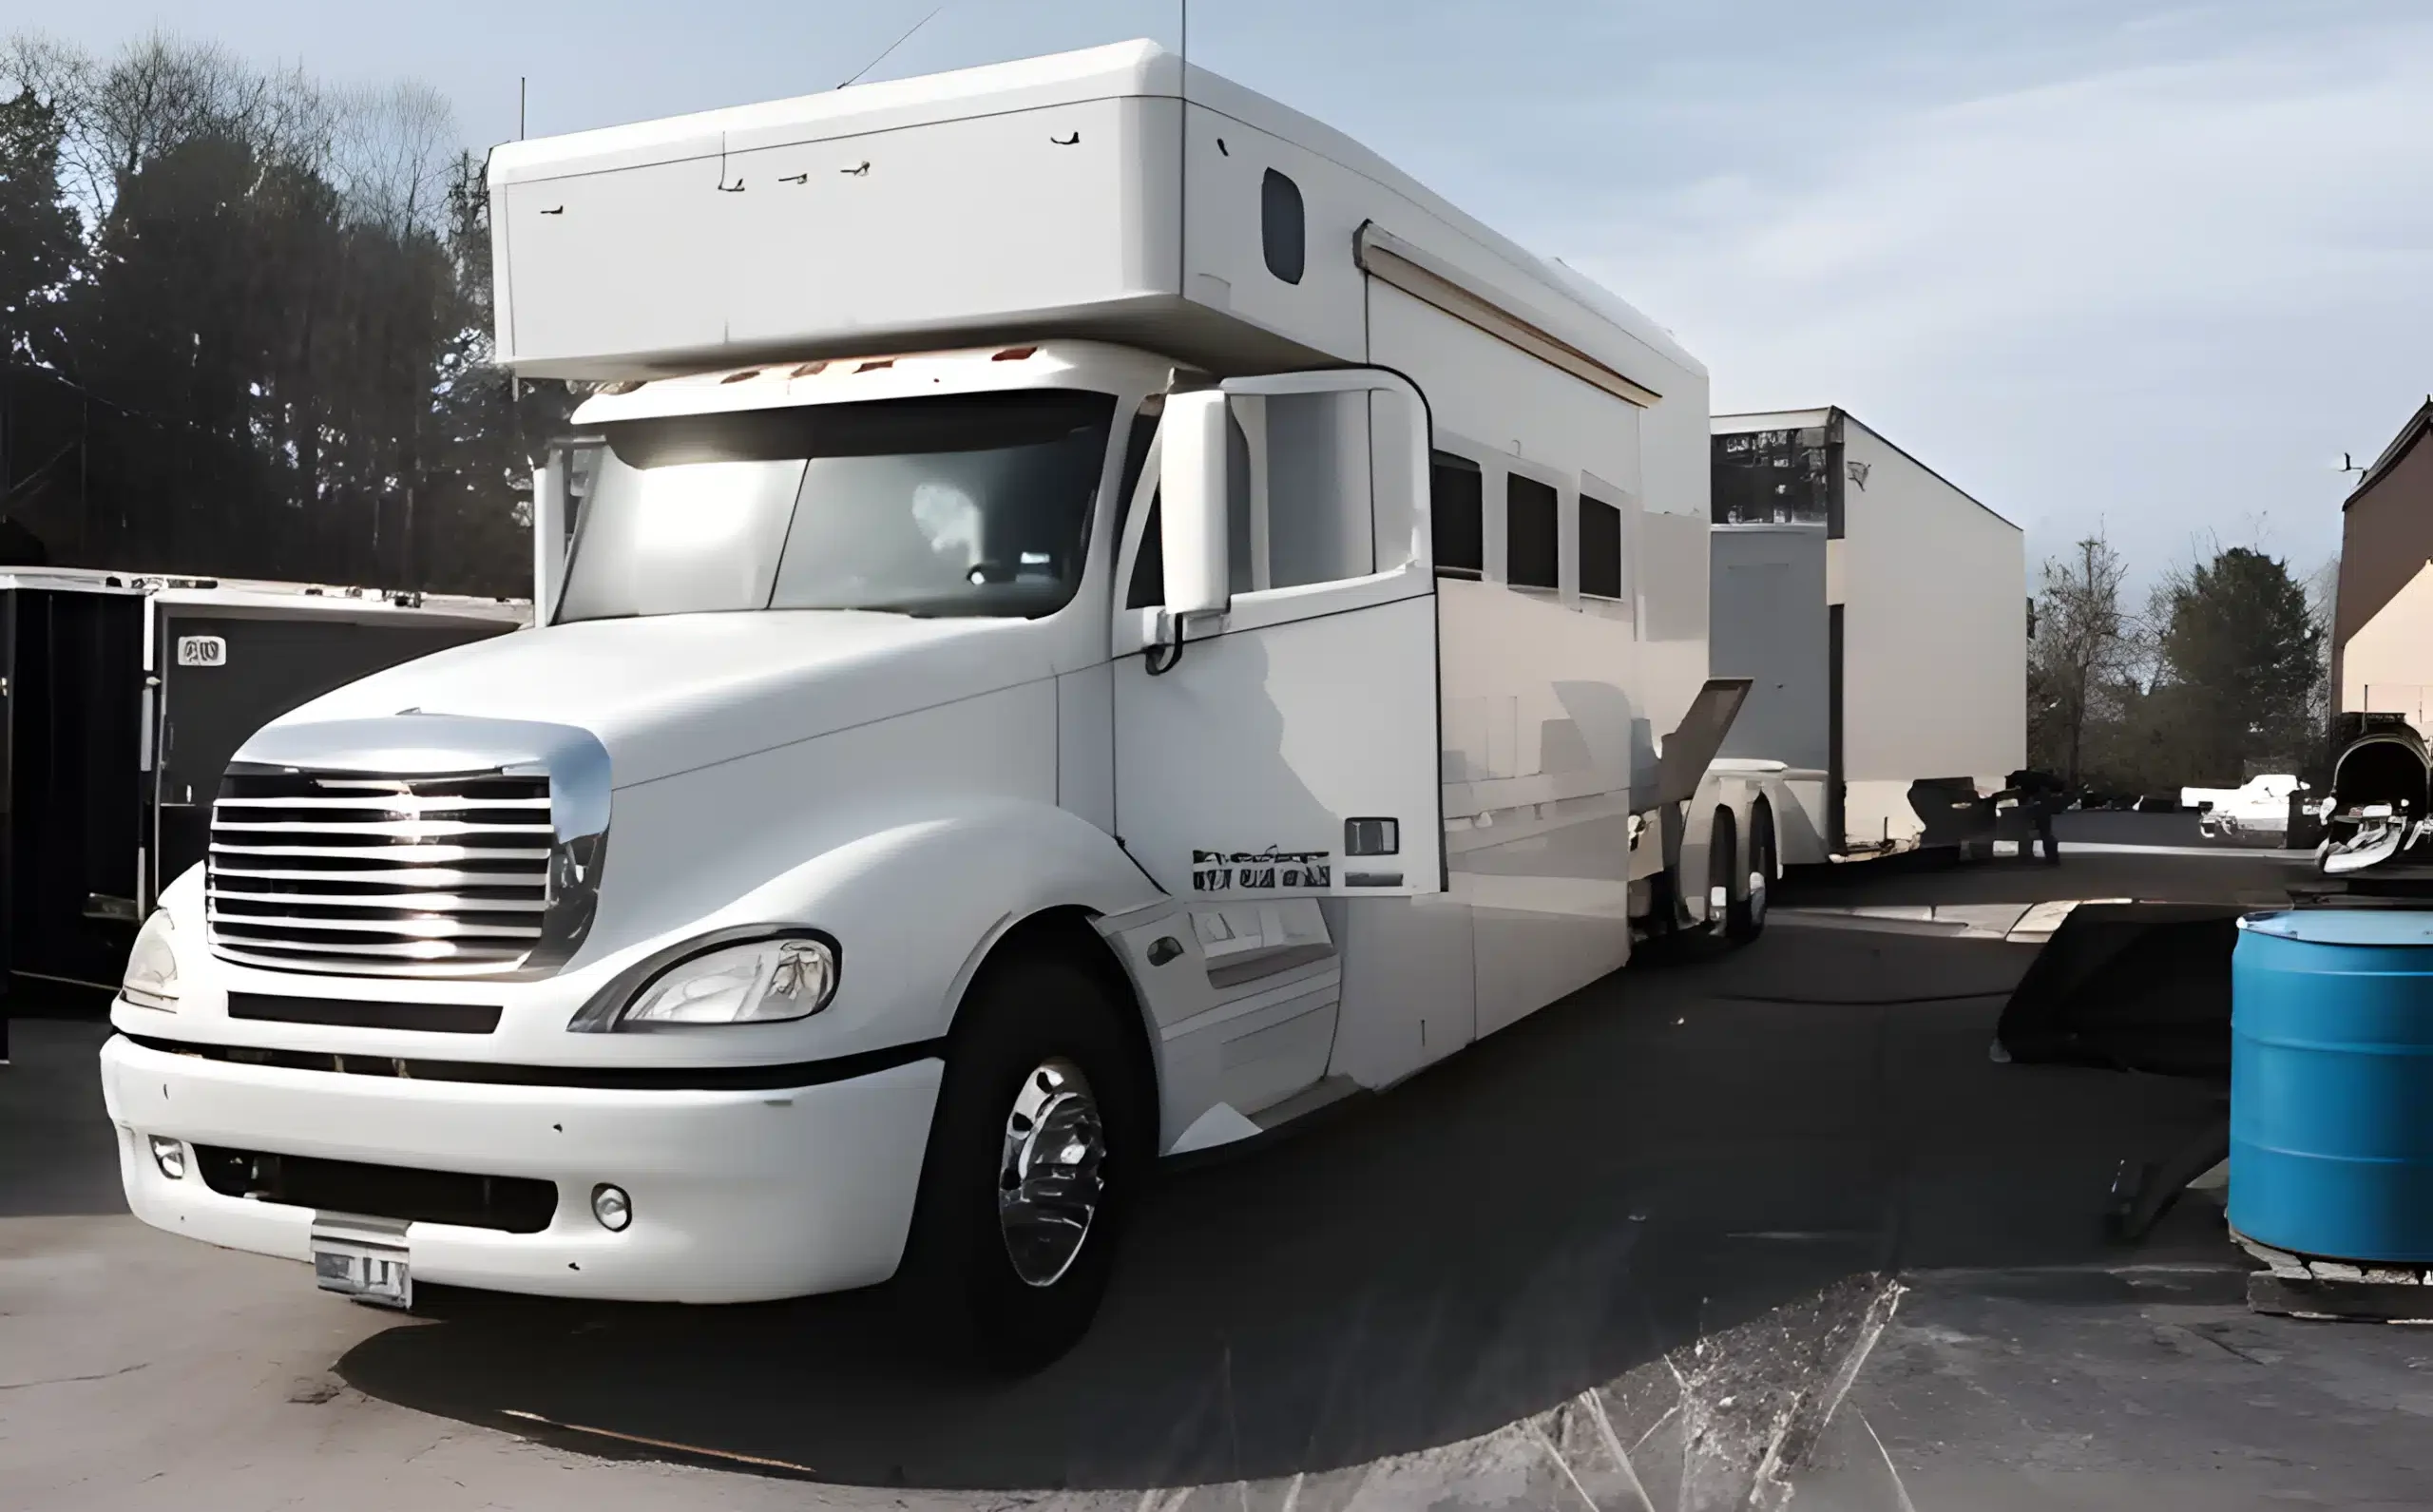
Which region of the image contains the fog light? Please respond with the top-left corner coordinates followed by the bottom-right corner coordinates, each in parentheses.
top-left (590, 1184), bottom-right (632, 1232)
top-left (148, 1136), bottom-right (186, 1180)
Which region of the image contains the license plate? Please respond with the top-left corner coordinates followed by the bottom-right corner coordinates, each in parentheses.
top-left (312, 1233), bottom-right (412, 1310)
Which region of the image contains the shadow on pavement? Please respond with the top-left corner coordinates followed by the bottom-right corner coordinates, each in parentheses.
top-left (1, 1011), bottom-right (127, 1218)
top-left (1773, 844), bottom-right (2303, 914)
top-left (331, 926), bottom-right (2230, 1493)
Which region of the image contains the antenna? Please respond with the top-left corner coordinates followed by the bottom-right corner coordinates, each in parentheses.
top-left (840, 6), bottom-right (945, 90)
top-left (519, 76), bottom-right (527, 140)
top-left (1178, 0), bottom-right (1189, 296)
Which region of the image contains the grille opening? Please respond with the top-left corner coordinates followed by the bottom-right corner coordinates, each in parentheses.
top-left (208, 769), bottom-right (555, 977)
top-left (193, 1146), bottom-right (557, 1234)
top-left (225, 993), bottom-right (502, 1034)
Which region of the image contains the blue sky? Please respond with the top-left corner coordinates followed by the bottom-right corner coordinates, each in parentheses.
top-left (24, 1), bottom-right (2431, 595)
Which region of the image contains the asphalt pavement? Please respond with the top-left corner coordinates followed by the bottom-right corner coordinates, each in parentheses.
top-left (4, 848), bottom-right (2428, 1511)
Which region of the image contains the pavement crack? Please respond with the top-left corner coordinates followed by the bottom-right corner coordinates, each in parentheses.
top-left (2186, 1325), bottom-right (2269, 1366)
top-left (0, 1361), bottom-right (148, 1390)
top-left (1525, 1418), bottom-right (1604, 1511)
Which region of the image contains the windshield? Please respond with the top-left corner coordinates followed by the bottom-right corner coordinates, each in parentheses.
top-left (556, 390), bottom-right (1116, 622)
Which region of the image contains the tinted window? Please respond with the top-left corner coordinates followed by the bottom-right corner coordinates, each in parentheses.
top-left (1507, 473), bottom-right (1559, 589)
top-left (1431, 451), bottom-right (1483, 579)
top-left (1261, 168), bottom-right (1306, 285)
top-left (1127, 494), bottom-right (1164, 609)
top-left (1109, 408), bottom-right (1159, 568)
top-left (1580, 494), bottom-right (1623, 599)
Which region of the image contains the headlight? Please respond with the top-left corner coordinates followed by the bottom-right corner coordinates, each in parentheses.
top-left (615, 936), bottom-right (837, 1028)
top-left (123, 909), bottom-right (181, 1010)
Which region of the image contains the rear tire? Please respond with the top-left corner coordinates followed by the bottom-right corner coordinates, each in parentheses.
top-left (1730, 805), bottom-right (1773, 942)
top-left (1705, 808), bottom-right (1738, 940)
top-left (898, 948), bottom-right (1153, 1373)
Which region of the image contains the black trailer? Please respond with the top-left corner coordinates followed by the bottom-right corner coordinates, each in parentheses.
top-left (0, 571), bottom-right (524, 1002)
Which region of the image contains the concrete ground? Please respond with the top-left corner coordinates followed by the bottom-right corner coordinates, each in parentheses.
top-left (5, 849), bottom-right (2429, 1511)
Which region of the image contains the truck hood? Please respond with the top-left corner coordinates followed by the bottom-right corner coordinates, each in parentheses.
top-left (273, 611), bottom-right (1050, 787)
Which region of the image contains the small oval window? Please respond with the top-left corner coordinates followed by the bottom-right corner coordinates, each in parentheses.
top-left (1261, 168), bottom-right (1306, 286)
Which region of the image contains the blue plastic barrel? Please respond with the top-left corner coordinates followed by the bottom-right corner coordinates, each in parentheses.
top-left (2231, 909), bottom-right (2433, 1262)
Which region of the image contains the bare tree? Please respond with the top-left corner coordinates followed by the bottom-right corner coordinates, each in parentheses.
top-left (2029, 534), bottom-right (2136, 785)
top-left (2305, 553), bottom-right (2340, 769)
top-left (330, 80), bottom-right (454, 234)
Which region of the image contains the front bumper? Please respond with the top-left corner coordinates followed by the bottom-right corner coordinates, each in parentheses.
top-left (100, 1033), bottom-right (943, 1304)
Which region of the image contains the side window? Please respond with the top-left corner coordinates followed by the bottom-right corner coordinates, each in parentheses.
top-left (1261, 169), bottom-right (1306, 285)
top-left (1430, 451), bottom-right (1484, 579)
top-left (1127, 494), bottom-right (1164, 609)
top-left (1579, 493), bottom-right (1623, 599)
top-left (1110, 409), bottom-right (1159, 550)
top-left (1116, 406), bottom-right (1164, 611)
top-left (1506, 473), bottom-right (1559, 589)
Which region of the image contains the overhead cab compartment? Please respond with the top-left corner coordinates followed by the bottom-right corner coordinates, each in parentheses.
top-left (489, 41), bottom-right (1697, 401)
top-left (497, 89), bottom-right (1181, 375)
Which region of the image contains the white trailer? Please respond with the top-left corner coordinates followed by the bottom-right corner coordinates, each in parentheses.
top-left (99, 42), bottom-right (1774, 1368)
top-left (1709, 408), bottom-right (2025, 863)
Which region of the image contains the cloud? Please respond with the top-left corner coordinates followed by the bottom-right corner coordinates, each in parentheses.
top-left (1546, 11), bottom-right (2433, 584)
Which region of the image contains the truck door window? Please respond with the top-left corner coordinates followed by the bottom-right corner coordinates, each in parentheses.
top-left (558, 390), bottom-right (1116, 622)
top-left (1430, 451), bottom-right (1484, 579)
top-left (1263, 391), bottom-right (1374, 588)
top-left (1506, 472), bottom-right (1560, 589)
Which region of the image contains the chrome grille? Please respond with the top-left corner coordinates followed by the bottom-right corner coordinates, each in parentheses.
top-left (207, 772), bottom-right (556, 977)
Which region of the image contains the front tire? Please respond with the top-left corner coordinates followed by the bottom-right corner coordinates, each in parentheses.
top-left (898, 948), bottom-right (1153, 1373)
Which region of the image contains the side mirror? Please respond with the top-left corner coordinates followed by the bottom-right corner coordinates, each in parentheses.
top-left (1159, 389), bottom-right (1233, 618)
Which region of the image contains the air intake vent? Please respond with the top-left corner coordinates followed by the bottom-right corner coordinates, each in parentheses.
top-left (207, 772), bottom-right (553, 977)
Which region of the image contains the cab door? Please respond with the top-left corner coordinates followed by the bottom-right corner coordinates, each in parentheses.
top-left (1110, 370), bottom-right (1443, 904)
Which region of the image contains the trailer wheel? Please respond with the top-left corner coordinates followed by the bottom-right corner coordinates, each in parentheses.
top-left (1730, 805), bottom-right (1774, 942)
top-left (899, 948), bottom-right (1153, 1373)
top-left (1705, 807), bottom-right (1738, 939)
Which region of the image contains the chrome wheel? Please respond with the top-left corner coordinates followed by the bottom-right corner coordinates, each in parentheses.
top-left (1747, 867), bottom-right (1769, 928)
top-left (997, 1058), bottom-right (1106, 1288)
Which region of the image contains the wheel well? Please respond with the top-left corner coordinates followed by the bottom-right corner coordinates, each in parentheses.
top-left (960, 906), bottom-right (1160, 1102)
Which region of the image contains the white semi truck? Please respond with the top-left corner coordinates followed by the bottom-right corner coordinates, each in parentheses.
top-left (99, 42), bottom-right (1782, 1368)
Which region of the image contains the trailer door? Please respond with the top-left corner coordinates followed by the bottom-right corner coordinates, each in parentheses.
top-left (1111, 371), bottom-right (1443, 901)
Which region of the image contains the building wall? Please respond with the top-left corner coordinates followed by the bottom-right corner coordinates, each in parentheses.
top-left (1838, 417), bottom-right (2026, 844)
top-left (2335, 418), bottom-right (2433, 710)
top-left (2342, 559), bottom-right (2433, 726)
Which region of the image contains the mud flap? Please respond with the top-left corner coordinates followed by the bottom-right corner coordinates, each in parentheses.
top-left (1650, 679), bottom-right (1753, 932)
